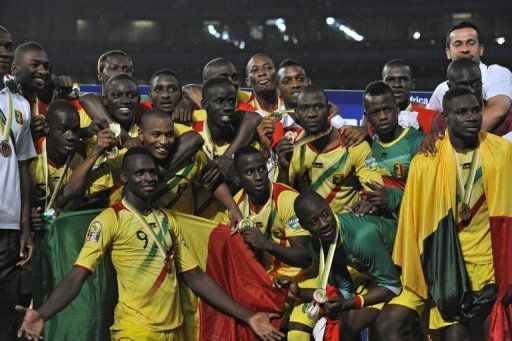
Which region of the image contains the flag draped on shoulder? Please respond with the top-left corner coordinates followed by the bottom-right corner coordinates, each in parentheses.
top-left (393, 132), bottom-right (512, 341)
top-left (173, 212), bottom-right (287, 341)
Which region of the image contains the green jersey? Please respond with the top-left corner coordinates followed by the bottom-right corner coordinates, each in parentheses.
top-left (308, 213), bottom-right (401, 298)
top-left (372, 128), bottom-right (424, 214)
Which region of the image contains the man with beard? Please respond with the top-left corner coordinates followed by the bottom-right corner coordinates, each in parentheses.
top-left (17, 147), bottom-right (284, 341)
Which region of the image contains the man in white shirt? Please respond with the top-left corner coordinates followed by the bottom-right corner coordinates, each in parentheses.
top-left (0, 26), bottom-right (36, 341)
top-left (427, 21), bottom-right (512, 133)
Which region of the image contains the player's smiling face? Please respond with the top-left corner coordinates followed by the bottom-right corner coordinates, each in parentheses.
top-left (246, 55), bottom-right (276, 94)
top-left (104, 79), bottom-right (140, 125)
top-left (296, 90), bottom-right (330, 135)
top-left (364, 93), bottom-right (399, 138)
top-left (277, 66), bottom-right (310, 107)
top-left (235, 152), bottom-right (270, 199)
top-left (203, 84), bottom-right (237, 129)
top-left (297, 198), bottom-right (336, 244)
top-left (122, 155), bottom-right (160, 200)
top-left (14, 49), bottom-right (50, 91)
top-left (140, 117), bottom-right (175, 161)
top-left (150, 74), bottom-right (182, 115)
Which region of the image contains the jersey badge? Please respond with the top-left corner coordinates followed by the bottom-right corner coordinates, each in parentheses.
top-left (393, 163), bottom-right (405, 178)
top-left (86, 221), bottom-right (102, 242)
top-left (288, 216), bottom-right (300, 230)
top-left (15, 110), bottom-right (23, 124)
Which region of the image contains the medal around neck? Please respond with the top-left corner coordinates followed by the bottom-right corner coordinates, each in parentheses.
top-left (459, 203), bottom-right (471, 222)
top-left (44, 208), bottom-right (55, 218)
top-left (0, 141), bottom-right (11, 157)
top-left (105, 122), bottom-right (121, 160)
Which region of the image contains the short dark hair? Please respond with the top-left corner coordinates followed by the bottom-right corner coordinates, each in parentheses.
top-left (447, 58), bottom-right (481, 80)
top-left (278, 58), bottom-right (304, 70)
top-left (104, 73), bottom-right (138, 95)
top-left (202, 58), bottom-right (235, 81)
top-left (298, 84), bottom-right (327, 103)
top-left (45, 100), bottom-right (78, 124)
top-left (122, 146), bottom-right (154, 171)
top-left (13, 42), bottom-right (44, 64)
top-left (140, 108), bottom-right (173, 130)
top-left (149, 69), bottom-right (181, 90)
top-left (233, 145), bottom-right (262, 171)
top-left (446, 21), bottom-right (482, 48)
top-left (293, 190), bottom-right (326, 218)
top-left (246, 53), bottom-right (274, 75)
top-left (382, 59), bottom-right (412, 77)
top-left (364, 81), bottom-right (395, 98)
top-left (97, 50), bottom-right (133, 73)
top-left (442, 86), bottom-right (483, 113)
top-left (202, 76), bottom-right (235, 99)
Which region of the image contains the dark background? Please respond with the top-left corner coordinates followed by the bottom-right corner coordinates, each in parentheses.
top-left (3, 0), bottom-right (512, 90)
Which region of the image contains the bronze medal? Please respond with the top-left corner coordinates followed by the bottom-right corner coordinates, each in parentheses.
top-left (459, 203), bottom-right (471, 222)
top-left (313, 288), bottom-right (328, 304)
top-left (237, 218), bottom-right (255, 232)
top-left (0, 141), bottom-right (11, 157)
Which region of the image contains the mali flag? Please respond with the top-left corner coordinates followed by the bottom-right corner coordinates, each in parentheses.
top-left (32, 209), bottom-right (117, 341)
top-left (173, 212), bottom-right (287, 341)
top-left (393, 131), bottom-right (512, 340)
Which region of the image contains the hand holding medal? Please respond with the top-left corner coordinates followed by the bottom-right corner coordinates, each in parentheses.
top-left (105, 122), bottom-right (121, 160)
top-left (0, 75), bottom-right (15, 157)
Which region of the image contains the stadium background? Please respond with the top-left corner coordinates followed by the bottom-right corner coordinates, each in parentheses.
top-left (3, 0), bottom-right (512, 120)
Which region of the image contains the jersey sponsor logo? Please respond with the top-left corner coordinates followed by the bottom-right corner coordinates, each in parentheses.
top-left (288, 215), bottom-right (300, 230)
top-left (313, 162), bottom-right (324, 169)
top-left (15, 110), bottom-right (23, 124)
top-left (393, 163), bottom-right (405, 178)
top-left (365, 155), bottom-right (379, 170)
top-left (86, 221), bottom-right (102, 242)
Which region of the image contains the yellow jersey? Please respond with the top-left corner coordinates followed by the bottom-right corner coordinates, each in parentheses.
top-left (234, 182), bottom-right (310, 278)
top-left (289, 130), bottom-right (383, 213)
top-left (75, 201), bottom-right (199, 331)
top-left (30, 138), bottom-right (113, 208)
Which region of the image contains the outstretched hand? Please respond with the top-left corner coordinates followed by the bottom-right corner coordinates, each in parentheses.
top-left (419, 131), bottom-right (444, 156)
top-left (247, 312), bottom-right (285, 340)
top-left (16, 305), bottom-right (44, 340)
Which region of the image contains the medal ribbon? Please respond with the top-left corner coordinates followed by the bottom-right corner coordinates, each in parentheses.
top-left (43, 139), bottom-right (73, 210)
top-left (317, 226), bottom-right (339, 291)
top-left (1, 86), bottom-right (14, 143)
top-left (201, 122), bottom-right (219, 159)
top-left (122, 199), bottom-right (172, 266)
top-left (453, 148), bottom-right (480, 211)
top-left (293, 126), bottom-right (332, 148)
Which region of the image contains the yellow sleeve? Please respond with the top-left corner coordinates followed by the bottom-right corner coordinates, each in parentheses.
top-left (278, 190), bottom-right (310, 238)
top-left (79, 108), bottom-right (92, 129)
top-left (174, 123), bottom-right (193, 137)
top-left (192, 110), bottom-right (207, 122)
top-left (288, 152), bottom-right (299, 185)
top-left (195, 150), bottom-right (208, 176)
top-left (168, 215), bottom-right (199, 273)
top-left (237, 90), bottom-right (253, 104)
top-left (75, 208), bottom-right (116, 272)
top-left (86, 166), bottom-right (115, 196)
top-left (348, 141), bottom-right (383, 190)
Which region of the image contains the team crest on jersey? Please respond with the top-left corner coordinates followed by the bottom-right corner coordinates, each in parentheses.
top-left (15, 110), bottom-right (23, 124)
top-left (393, 163), bottom-right (405, 178)
top-left (333, 174), bottom-right (344, 185)
top-left (288, 216), bottom-right (300, 230)
top-left (86, 221), bottom-right (102, 242)
top-left (272, 229), bottom-right (285, 240)
top-left (365, 155), bottom-right (378, 170)
top-left (313, 162), bottom-right (324, 169)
